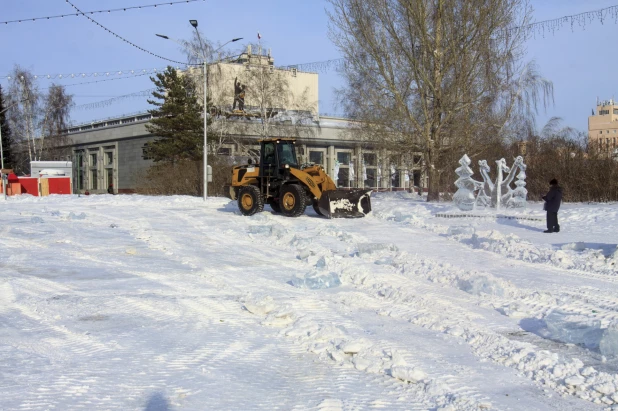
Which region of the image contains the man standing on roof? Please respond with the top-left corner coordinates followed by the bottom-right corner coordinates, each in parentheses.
top-left (233, 77), bottom-right (242, 110)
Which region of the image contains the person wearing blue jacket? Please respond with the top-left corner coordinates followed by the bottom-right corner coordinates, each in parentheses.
top-left (542, 178), bottom-right (562, 233)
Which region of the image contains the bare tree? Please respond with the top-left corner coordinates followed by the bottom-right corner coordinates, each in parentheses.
top-left (6, 65), bottom-right (73, 172)
top-left (328, 0), bottom-right (553, 201)
top-left (6, 66), bottom-right (40, 171)
top-left (40, 84), bottom-right (74, 160)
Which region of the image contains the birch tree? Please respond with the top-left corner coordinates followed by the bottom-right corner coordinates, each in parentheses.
top-left (328, 0), bottom-right (553, 201)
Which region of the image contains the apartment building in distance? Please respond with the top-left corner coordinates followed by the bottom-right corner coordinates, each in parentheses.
top-left (589, 98), bottom-right (618, 156)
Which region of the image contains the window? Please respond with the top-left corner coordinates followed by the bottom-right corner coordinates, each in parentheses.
top-left (614, 109), bottom-right (618, 115)
top-left (90, 152), bottom-right (98, 166)
top-left (277, 143), bottom-right (297, 166)
top-left (336, 151), bottom-right (354, 187)
top-left (75, 151), bottom-right (86, 191)
top-left (309, 151), bottom-right (323, 165)
top-left (217, 147), bottom-right (232, 156)
top-left (362, 153), bottom-right (378, 188)
top-left (600, 130), bottom-right (603, 134)
top-left (263, 143), bottom-right (275, 164)
top-left (337, 168), bottom-right (350, 187)
top-left (106, 168), bottom-right (113, 190)
top-left (105, 152), bottom-right (113, 165)
top-left (363, 153), bottom-right (377, 166)
top-left (365, 168), bottom-right (377, 188)
top-left (90, 169), bottom-right (98, 190)
top-left (337, 152), bottom-right (351, 164)
top-left (142, 144), bottom-right (153, 160)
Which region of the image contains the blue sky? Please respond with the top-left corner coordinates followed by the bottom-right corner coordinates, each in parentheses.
top-left (1, 0), bottom-right (616, 133)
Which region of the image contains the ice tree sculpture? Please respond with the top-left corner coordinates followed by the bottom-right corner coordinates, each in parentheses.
top-left (453, 155), bottom-right (527, 211)
top-left (454, 154), bottom-right (482, 211)
top-left (507, 161), bottom-right (528, 208)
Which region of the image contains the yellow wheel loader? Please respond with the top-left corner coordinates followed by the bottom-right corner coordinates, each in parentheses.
top-left (224, 138), bottom-right (372, 218)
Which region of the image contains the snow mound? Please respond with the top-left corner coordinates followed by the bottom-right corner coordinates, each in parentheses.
top-left (356, 243), bottom-right (398, 257)
top-left (458, 275), bottom-right (505, 297)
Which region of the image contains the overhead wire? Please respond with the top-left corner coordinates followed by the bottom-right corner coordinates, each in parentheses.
top-left (1, 0), bottom-right (205, 25)
top-left (73, 88), bottom-right (156, 110)
top-left (64, 0), bottom-right (187, 65)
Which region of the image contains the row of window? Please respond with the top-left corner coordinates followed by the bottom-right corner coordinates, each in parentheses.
top-left (75, 146), bottom-right (116, 191)
top-left (598, 109), bottom-right (618, 115)
top-left (599, 129), bottom-right (618, 134)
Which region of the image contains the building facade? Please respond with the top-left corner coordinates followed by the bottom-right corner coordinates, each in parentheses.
top-left (66, 113), bottom-right (424, 194)
top-left (66, 49), bottom-right (424, 194)
top-left (589, 99), bottom-right (618, 156)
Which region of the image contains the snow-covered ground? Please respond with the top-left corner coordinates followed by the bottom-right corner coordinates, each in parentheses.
top-left (2, 192), bottom-right (618, 410)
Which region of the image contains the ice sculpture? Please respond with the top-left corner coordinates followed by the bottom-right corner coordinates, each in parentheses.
top-left (454, 155), bottom-right (527, 211)
top-left (507, 165), bottom-right (528, 209)
top-left (453, 155), bottom-right (483, 211)
top-left (474, 160), bottom-right (493, 209)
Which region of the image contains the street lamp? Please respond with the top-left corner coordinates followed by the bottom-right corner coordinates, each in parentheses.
top-left (156, 23), bottom-right (241, 201)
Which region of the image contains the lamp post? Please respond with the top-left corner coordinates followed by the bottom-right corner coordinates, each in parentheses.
top-left (156, 24), bottom-right (241, 201)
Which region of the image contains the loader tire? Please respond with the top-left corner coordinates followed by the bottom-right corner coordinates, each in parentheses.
top-left (280, 184), bottom-right (307, 217)
top-left (238, 185), bottom-right (264, 216)
top-left (312, 200), bottom-right (325, 216)
top-left (268, 200), bottom-right (281, 213)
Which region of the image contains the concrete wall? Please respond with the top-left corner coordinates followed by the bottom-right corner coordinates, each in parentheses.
top-left (187, 55), bottom-right (319, 115)
top-left (118, 136), bottom-right (156, 191)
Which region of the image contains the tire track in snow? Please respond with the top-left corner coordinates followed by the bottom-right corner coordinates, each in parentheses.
top-left (244, 214), bottom-right (603, 409)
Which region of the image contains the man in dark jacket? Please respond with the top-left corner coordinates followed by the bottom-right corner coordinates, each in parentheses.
top-left (542, 178), bottom-right (562, 233)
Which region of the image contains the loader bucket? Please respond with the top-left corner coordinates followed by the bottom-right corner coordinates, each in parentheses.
top-left (317, 189), bottom-right (372, 218)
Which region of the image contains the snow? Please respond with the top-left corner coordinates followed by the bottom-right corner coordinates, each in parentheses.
top-left (3, 192), bottom-right (618, 410)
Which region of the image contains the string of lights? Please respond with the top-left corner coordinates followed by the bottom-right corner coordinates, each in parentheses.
top-left (54, 72), bottom-right (154, 88)
top-left (501, 4), bottom-right (618, 39)
top-left (73, 88), bottom-right (156, 110)
top-left (282, 58), bottom-right (345, 73)
top-left (65, 0), bottom-right (187, 65)
top-left (1, 67), bottom-right (180, 81)
top-left (1, 0), bottom-right (204, 25)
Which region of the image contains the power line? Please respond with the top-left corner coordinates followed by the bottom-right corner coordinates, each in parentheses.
top-left (73, 88), bottom-right (156, 110)
top-left (1, 0), bottom-right (205, 25)
top-left (65, 0), bottom-right (187, 65)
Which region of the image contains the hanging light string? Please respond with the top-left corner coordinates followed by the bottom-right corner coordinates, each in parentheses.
top-left (500, 4), bottom-right (618, 39)
top-left (65, 0), bottom-right (187, 65)
top-left (281, 58), bottom-right (344, 73)
top-left (54, 72), bottom-right (154, 88)
top-left (0, 67), bottom-right (179, 81)
top-left (2, 0), bottom-right (205, 25)
top-left (73, 88), bottom-right (156, 110)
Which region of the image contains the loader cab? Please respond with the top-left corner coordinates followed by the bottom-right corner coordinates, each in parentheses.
top-left (260, 139), bottom-right (298, 177)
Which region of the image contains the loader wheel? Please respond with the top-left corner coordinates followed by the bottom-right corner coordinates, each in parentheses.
top-left (238, 185), bottom-right (264, 216)
top-left (280, 184), bottom-right (306, 217)
top-left (269, 200), bottom-right (281, 213)
top-left (312, 200), bottom-right (325, 216)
